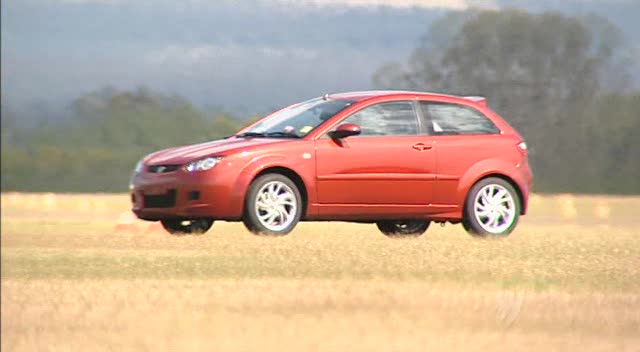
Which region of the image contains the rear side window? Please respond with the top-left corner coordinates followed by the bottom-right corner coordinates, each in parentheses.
top-left (420, 102), bottom-right (499, 135)
top-left (342, 101), bottom-right (418, 136)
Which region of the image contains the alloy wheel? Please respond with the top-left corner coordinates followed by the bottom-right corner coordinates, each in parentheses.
top-left (473, 183), bottom-right (517, 234)
top-left (254, 180), bottom-right (298, 232)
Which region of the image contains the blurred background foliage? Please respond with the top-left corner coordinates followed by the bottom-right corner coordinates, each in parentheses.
top-left (1, 88), bottom-right (244, 192)
top-left (1, 7), bottom-right (639, 194)
top-left (373, 9), bottom-right (640, 194)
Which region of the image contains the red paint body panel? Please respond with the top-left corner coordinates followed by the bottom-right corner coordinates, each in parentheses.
top-left (131, 91), bottom-right (533, 224)
top-left (315, 136), bottom-right (436, 206)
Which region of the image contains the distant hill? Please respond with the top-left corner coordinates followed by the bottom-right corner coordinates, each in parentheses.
top-left (2, 0), bottom-right (638, 118)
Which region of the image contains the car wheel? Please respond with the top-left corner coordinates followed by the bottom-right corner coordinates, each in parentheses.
top-left (160, 219), bottom-right (214, 235)
top-left (462, 177), bottom-right (520, 237)
top-left (243, 174), bottom-right (302, 236)
top-left (376, 220), bottom-right (430, 237)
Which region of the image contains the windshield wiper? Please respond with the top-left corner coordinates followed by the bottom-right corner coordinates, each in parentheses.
top-left (235, 131), bottom-right (301, 139)
top-left (235, 132), bottom-right (267, 138)
top-left (265, 131), bottom-right (301, 139)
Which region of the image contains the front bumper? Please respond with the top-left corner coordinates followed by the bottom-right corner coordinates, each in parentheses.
top-left (130, 168), bottom-right (242, 221)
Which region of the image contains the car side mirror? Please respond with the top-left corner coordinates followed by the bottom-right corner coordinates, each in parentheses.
top-left (329, 123), bottom-right (361, 139)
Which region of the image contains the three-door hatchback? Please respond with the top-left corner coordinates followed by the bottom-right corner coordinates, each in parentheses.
top-left (130, 91), bottom-right (533, 237)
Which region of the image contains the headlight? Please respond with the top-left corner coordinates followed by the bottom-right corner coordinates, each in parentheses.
top-left (134, 160), bottom-right (144, 174)
top-left (185, 157), bottom-right (222, 172)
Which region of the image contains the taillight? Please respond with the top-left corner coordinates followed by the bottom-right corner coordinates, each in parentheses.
top-left (517, 141), bottom-right (528, 155)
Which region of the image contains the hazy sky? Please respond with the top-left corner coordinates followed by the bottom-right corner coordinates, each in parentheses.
top-left (53, 0), bottom-right (631, 6)
top-left (56, 0), bottom-right (472, 7)
top-left (264, 0), bottom-right (472, 9)
top-left (2, 0), bottom-right (639, 115)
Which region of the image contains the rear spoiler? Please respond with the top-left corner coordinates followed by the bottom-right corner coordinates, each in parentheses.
top-left (464, 96), bottom-right (486, 107)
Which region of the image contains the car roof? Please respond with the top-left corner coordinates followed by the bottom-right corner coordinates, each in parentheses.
top-left (326, 90), bottom-right (486, 106)
top-left (327, 90), bottom-right (454, 101)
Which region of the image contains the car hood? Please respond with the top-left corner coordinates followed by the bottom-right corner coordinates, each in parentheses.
top-left (145, 137), bottom-right (295, 165)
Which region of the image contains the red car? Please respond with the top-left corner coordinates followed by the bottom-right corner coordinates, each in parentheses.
top-left (130, 91), bottom-right (532, 237)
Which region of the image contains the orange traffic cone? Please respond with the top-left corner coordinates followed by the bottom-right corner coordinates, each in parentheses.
top-left (114, 211), bottom-right (139, 232)
top-left (145, 222), bottom-right (167, 235)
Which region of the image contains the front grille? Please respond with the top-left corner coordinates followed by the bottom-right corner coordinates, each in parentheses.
top-left (188, 191), bottom-right (200, 201)
top-left (147, 164), bottom-right (181, 173)
top-left (143, 189), bottom-right (176, 208)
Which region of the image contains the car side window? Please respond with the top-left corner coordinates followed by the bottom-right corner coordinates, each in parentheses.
top-left (420, 102), bottom-right (500, 135)
top-left (341, 101), bottom-right (418, 136)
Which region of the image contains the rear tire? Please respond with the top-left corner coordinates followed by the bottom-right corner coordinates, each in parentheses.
top-left (376, 220), bottom-right (430, 237)
top-left (462, 177), bottom-right (520, 237)
top-left (160, 219), bottom-right (214, 235)
top-left (243, 173), bottom-right (302, 236)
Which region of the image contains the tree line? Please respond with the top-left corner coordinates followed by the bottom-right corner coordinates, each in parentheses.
top-left (374, 9), bottom-right (639, 194)
top-left (1, 9), bottom-right (639, 194)
top-left (1, 87), bottom-right (244, 192)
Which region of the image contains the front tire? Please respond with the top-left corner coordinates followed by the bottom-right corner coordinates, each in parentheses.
top-left (243, 174), bottom-right (302, 236)
top-left (376, 220), bottom-right (430, 237)
top-left (160, 219), bottom-right (214, 235)
top-left (462, 177), bottom-right (520, 237)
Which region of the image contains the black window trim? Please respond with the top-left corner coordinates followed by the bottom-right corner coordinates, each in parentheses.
top-left (412, 100), bottom-right (431, 136)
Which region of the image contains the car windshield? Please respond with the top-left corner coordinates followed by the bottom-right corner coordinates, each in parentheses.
top-left (240, 98), bottom-right (355, 138)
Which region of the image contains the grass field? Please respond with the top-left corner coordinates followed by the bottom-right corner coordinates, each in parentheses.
top-left (2, 193), bottom-right (639, 351)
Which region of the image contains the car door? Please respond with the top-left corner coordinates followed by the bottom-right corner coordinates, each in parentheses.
top-left (418, 101), bottom-right (504, 205)
top-left (315, 101), bottom-right (436, 217)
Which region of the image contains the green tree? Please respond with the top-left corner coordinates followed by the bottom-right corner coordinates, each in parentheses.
top-left (374, 10), bottom-right (639, 194)
top-left (1, 87), bottom-right (245, 192)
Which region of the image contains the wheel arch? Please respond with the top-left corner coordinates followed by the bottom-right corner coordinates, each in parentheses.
top-left (464, 173), bottom-right (526, 215)
top-left (249, 166), bottom-right (309, 218)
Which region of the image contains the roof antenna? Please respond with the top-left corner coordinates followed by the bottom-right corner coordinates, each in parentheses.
top-left (323, 93), bottom-right (330, 101)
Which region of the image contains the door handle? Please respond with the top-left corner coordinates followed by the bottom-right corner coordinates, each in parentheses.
top-left (412, 143), bottom-right (432, 151)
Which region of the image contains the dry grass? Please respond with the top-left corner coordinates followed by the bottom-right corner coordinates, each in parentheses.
top-left (2, 193), bottom-right (640, 351)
